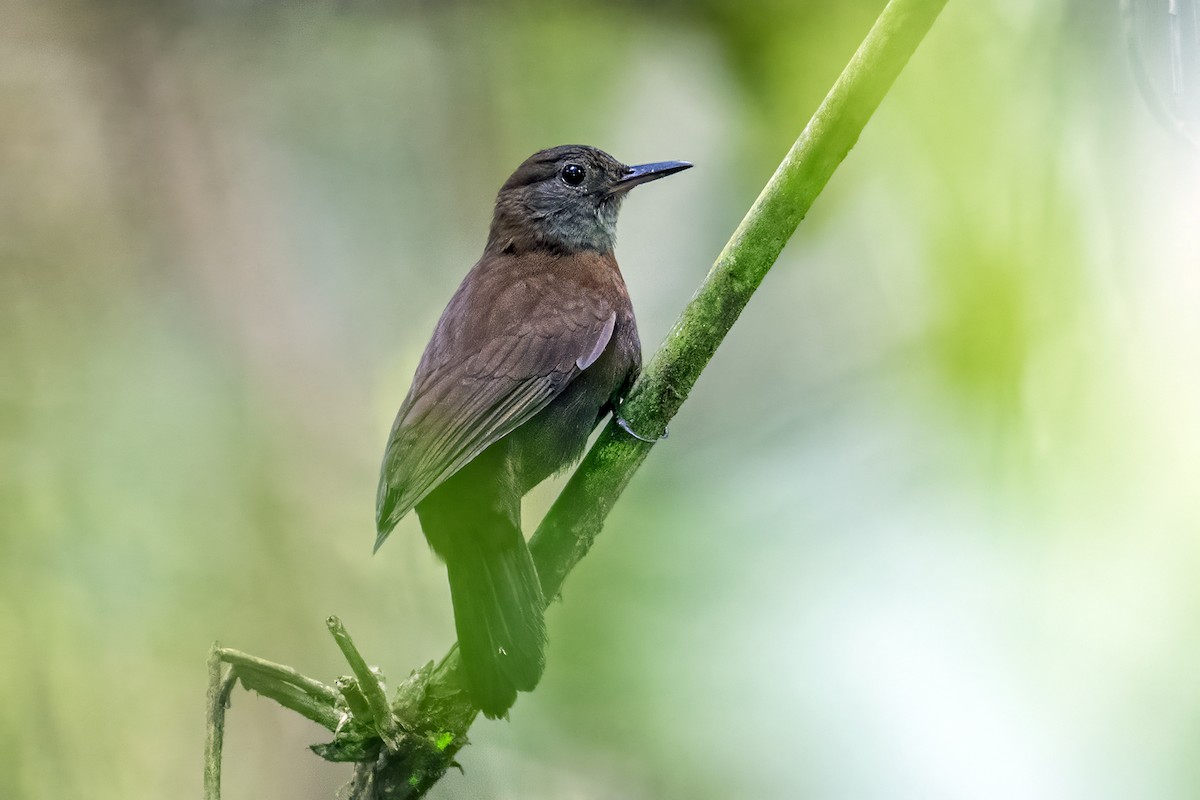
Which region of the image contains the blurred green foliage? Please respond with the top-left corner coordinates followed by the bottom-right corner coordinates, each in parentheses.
top-left (4, 1), bottom-right (1200, 798)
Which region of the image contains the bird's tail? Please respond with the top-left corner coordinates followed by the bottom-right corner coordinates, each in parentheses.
top-left (444, 535), bottom-right (546, 718)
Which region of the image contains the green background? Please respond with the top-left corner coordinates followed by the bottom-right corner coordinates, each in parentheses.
top-left (4, 1), bottom-right (1199, 797)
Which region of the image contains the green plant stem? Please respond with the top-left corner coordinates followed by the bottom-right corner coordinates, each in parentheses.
top-left (204, 644), bottom-right (237, 800)
top-left (349, 0), bottom-right (950, 796)
top-left (216, 647), bottom-right (342, 731)
top-left (327, 616), bottom-right (406, 750)
top-left (216, 647), bottom-right (340, 704)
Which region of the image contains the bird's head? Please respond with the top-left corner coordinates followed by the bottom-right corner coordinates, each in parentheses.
top-left (487, 144), bottom-right (691, 256)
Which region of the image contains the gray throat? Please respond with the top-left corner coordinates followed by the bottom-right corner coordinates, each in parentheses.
top-left (488, 193), bottom-right (624, 255)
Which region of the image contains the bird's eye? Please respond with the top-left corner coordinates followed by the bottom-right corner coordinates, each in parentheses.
top-left (560, 164), bottom-right (586, 186)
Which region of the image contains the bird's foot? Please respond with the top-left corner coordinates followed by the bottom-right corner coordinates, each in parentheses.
top-left (616, 415), bottom-right (668, 442)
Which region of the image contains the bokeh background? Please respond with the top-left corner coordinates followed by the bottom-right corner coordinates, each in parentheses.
top-left (4, 0), bottom-right (1200, 797)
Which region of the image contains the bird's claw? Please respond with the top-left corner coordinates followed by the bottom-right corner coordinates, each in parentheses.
top-left (616, 415), bottom-right (668, 442)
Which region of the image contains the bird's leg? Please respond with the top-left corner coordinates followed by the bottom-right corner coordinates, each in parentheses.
top-left (614, 406), bottom-right (668, 442)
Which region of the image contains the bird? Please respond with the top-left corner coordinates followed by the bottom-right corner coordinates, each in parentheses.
top-left (374, 144), bottom-right (691, 718)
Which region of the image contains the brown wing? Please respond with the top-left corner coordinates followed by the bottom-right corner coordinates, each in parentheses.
top-left (376, 266), bottom-right (617, 537)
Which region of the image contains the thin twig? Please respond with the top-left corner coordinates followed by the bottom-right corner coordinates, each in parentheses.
top-left (327, 616), bottom-right (406, 750)
top-left (217, 647), bottom-right (342, 731)
top-left (204, 643), bottom-right (237, 800)
top-left (215, 647), bottom-right (340, 704)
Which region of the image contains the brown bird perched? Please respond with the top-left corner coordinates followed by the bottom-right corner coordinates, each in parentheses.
top-left (375, 144), bottom-right (691, 718)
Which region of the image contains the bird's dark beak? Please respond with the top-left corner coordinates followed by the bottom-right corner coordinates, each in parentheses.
top-left (613, 160), bottom-right (693, 192)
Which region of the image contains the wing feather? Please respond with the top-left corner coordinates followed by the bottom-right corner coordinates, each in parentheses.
top-left (376, 285), bottom-right (617, 534)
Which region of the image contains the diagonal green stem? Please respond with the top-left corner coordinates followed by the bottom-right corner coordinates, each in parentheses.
top-left (531, 0), bottom-right (950, 596)
top-left (349, 0), bottom-right (951, 796)
top-left (203, 1), bottom-right (949, 796)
